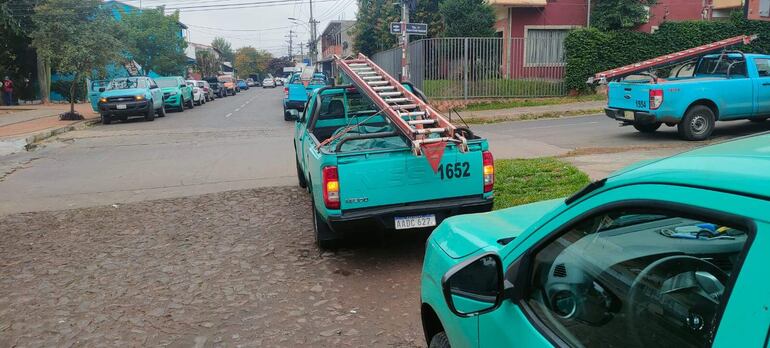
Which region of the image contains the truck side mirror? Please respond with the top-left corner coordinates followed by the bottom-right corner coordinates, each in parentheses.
top-left (98, 87), bottom-right (105, 93)
top-left (441, 253), bottom-right (504, 317)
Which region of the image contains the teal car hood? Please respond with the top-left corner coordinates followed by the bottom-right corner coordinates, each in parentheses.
top-left (100, 88), bottom-right (147, 98)
top-left (433, 199), bottom-right (564, 259)
top-left (161, 87), bottom-right (181, 94)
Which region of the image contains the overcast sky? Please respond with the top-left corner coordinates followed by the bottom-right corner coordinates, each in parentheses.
top-left (120, 0), bottom-right (358, 57)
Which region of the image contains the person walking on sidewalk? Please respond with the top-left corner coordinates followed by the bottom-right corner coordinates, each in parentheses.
top-left (2, 76), bottom-right (13, 106)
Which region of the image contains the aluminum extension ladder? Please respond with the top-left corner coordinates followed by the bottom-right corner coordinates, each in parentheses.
top-left (335, 54), bottom-right (467, 158)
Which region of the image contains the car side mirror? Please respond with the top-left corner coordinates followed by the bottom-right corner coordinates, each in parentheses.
top-left (98, 87), bottom-right (105, 93)
top-left (180, 84), bottom-right (186, 88)
top-left (442, 253), bottom-right (504, 317)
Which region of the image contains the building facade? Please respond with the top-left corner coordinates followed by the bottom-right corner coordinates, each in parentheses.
top-left (318, 20), bottom-right (357, 76)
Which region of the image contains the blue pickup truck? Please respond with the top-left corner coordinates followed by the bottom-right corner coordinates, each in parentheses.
top-left (283, 72), bottom-right (328, 121)
top-left (605, 53), bottom-right (770, 140)
top-left (294, 84), bottom-right (494, 248)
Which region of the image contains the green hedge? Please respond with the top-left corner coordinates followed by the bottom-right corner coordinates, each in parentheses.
top-left (565, 12), bottom-right (770, 93)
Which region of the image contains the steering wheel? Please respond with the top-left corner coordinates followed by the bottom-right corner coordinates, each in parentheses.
top-left (626, 255), bottom-right (728, 348)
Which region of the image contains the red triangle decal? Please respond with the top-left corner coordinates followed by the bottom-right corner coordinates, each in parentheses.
top-left (422, 142), bottom-right (447, 174)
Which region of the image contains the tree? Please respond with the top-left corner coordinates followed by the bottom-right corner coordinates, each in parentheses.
top-left (212, 37), bottom-right (235, 63)
top-left (352, 0), bottom-right (398, 56)
top-left (195, 50), bottom-right (220, 78)
top-left (266, 57), bottom-right (294, 77)
top-left (2, 0), bottom-right (48, 103)
top-left (31, 0), bottom-right (121, 118)
top-left (591, 0), bottom-right (657, 30)
top-left (119, 8), bottom-right (188, 76)
top-left (439, 0), bottom-right (496, 37)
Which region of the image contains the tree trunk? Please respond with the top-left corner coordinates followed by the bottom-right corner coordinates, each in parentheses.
top-left (36, 55), bottom-right (50, 104)
top-left (69, 74), bottom-right (77, 115)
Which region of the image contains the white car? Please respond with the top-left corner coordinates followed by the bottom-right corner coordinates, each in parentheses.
top-left (186, 80), bottom-right (206, 106)
top-left (262, 78), bottom-right (276, 88)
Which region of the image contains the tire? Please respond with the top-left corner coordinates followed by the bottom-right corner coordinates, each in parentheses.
top-left (633, 122), bottom-right (661, 133)
top-left (187, 97), bottom-right (195, 109)
top-left (284, 107), bottom-right (292, 121)
top-left (157, 105), bottom-right (166, 117)
top-left (678, 105), bottom-right (715, 141)
top-left (177, 101), bottom-right (184, 112)
top-left (101, 114), bottom-right (111, 125)
top-left (311, 197), bottom-right (339, 250)
top-left (144, 105), bottom-right (155, 122)
top-left (429, 332), bottom-right (450, 348)
top-left (296, 158), bottom-right (307, 188)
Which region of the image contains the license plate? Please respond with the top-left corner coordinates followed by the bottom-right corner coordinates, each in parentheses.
top-left (394, 214), bottom-right (436, 230)
top-left (116, 104), bottom-right (127, 110)
top-left (624, 111), bottom-right (634, 120)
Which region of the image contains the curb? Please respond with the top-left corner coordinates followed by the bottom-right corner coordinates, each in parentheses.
top-left (0, 118), bottom-right (99, 156)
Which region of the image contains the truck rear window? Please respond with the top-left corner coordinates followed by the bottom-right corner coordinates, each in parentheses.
top-left (695, 57), bottom-right (747, 77)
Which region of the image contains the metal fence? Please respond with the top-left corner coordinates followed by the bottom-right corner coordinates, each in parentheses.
top-left (372, 37), bottom-right (566, 99)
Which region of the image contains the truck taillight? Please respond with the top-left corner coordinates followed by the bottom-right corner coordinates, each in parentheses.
top-left (284, 87), bottom-right (288, 97)
top-left (322, 166), bottom-right (340, 209)
top-left (482, 151), bottom-right (494, 193)
top-left (649, 89), bottom-right (663, 110)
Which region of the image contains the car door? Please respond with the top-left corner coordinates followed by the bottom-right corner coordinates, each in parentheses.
top-left (147, 78), bottom-right (161, 109)
top-left (88, 79), bottom-right (109, 112)
top-left (752, 58), bottom-right (770, 116)
top-left (477, 183), bottom-right (769, 348)
top-left (295, 97), bottom-right (315, 173)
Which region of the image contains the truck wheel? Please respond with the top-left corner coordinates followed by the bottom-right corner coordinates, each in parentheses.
top-left (177, 101), bottom-right (185, 112)
top-left (187, 97), bottom-right (195, 109)
top-left (296, 159), bottom-right (307, 188)
top-left (101, 114), bottom-right (111, 125)
top-left (633, 123), bottom-right (661, 133)
top-left (144, 105), bottom-right (155, 122)
top-left (312, 197), bottom-right (339, 250)
top-left (678, 105), bottom-right (715, 141)
top-left (157, 105), bottom-right (166, 117)
top-left (429, 332), bottom-right (450, 348)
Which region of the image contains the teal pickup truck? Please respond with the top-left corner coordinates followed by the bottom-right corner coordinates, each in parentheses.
top-left (606, 52), bottom-right (770, 140)
top-left (284, 72), bottom-right (328, 121)
top-left (294, 85), bottom-right (494, 248)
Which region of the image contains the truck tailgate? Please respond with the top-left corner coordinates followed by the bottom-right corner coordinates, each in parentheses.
top-left (336, 145), bottom-right (484, 211)
top-left (608, 82), bottom-right (651, 111)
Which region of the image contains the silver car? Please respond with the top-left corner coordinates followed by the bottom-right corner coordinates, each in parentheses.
top-left (262, 78), bottom-right (276, 88)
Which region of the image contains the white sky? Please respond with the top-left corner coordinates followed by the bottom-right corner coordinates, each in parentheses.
top-left (120, 0), bottom-right (358, 57)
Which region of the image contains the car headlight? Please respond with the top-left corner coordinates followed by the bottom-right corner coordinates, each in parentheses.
top-left (99, 97), bottom-right (107, 103)
top-left (135, 95), bottom-right (144, 101)
top-left (169, 91), bottom-right (178, 96)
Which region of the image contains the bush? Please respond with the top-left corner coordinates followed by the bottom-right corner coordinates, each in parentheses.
top-left (565, 12), bottom-right (768, 93)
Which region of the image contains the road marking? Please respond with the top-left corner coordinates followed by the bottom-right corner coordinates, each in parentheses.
top-left (240, 104), bottom-right (246, 108)
top-left (225, 113), bottom-right (233, 118)
top-left (235, 108), bottom-right (241, 112)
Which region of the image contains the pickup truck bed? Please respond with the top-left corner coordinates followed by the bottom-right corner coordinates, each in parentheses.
top-left (294, 85), bottom-right (494, 248)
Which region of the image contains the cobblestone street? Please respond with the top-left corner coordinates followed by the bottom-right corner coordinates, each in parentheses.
top-left (0, 187), bottom-right (427, 347)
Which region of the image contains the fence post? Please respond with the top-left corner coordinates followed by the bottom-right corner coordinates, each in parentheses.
top-left (463, 37), bottom-right (469, 100)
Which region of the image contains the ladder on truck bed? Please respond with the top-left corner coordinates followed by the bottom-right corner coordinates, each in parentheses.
top-left (588, 34), bottom-right (758, 84)
top-left (335, 54), bottom-right (467, 160)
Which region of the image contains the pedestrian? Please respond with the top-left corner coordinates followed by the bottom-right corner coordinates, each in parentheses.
top-left (2, 76), bottom-right (13, 106)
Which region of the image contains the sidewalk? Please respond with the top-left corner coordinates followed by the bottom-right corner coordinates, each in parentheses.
top-left (452, 100), bottom-right (606, 123)
top-left (0, 103), bottom-right (99, 156)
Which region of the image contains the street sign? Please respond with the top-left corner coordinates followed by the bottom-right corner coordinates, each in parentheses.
top-left (390, 22), bottom-right (402, 34)
top-left (405, 23), bottom-right (428, 35)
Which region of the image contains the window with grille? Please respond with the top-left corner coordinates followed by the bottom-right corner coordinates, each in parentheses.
top-left (525, 28), bottom-right (569, 66)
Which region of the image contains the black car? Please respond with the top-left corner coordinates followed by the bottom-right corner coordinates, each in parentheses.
top-left (205, 77), bottom-right (226, 98)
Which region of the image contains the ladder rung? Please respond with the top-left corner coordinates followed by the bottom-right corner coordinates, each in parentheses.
top-left (385, 98), bottom-right (410, 103)
top-left (414, 128), bottom-right (446, 135)
top-left (373, 86), bottom-right (396, 91)
top-left (392, 104), bottom-right (417, 110)
top-left (367, 81), bottom-right (389, 86)
top-left (357, 71), bottom-right (378, 76)
top-left (351, 67), bottom-right (373, 71)
top-left (349, 63), bottom-right (368, 68)
top-left (407, 118), bottom-right (433, 124)
top-left (362, 76), bottom-right (383, 80)
top-left (416, 137), bottom-right (452, 145)
top-left (378, 92), bottom-right (402, 97)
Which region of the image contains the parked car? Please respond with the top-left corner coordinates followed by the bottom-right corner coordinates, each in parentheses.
top-left (294, 84), bottom-right (493, 249)
top-left (97, 76), bottom-right (165, 124)
top-left (155, 76), bottom-right (194, 112)
top-left (420, 133), bottom-right (770, 348)
top-left (218, 75), bottom-right (237, 96)
top-left (186, 80), bottom-right (206, 106)
top-left (275, 77), bottom-right (285, 86)
top-left (237, 79), bottom-right (249, 90)
top-left (262, 78), bottom-right (276, 88)
top-left (606, 52), bottom-right (770, 140)
top-left (196, 80), bottom-right (215, 102)
top-left (205, 77), bottom-right (226, 98)
top-left (246, 78), bottom-right (255, 87)
top-left (283, 72), bottom-right (328, 121)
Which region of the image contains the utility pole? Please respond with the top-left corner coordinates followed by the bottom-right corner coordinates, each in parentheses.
top-left (400, 0), bottom-right (410, 82)
top-left (309, 0), bottom-right (318, 65)
top-left (286, 30), bottom-right (297, 61)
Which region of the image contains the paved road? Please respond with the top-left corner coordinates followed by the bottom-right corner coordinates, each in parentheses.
top-left (2, 90), bottom-right (769, 215)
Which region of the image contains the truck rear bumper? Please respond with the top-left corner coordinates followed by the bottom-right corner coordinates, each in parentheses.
top-left (605, 107), bottom-right (657, 124)
top-left (327, 195), bottom-right (493, 233)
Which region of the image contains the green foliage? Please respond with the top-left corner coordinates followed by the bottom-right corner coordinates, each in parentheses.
top-left (591, 0), bottom-right (657, 30)
top-left (565, 12), bottom-right (768, 93)
top-left (423, 79), bottom-right (565, 98)
top-left (439, 0), bottom-right (495, 37)
top-left (30, 0), bottom-right (121, 112)
top-left (212, 37), bottom-right (235, 63)
top-left (51, 79), bottom-right (86, 103)
top-left (493, 158), bottom-right (590, 210)
top-left (266, 57), bottom-right (294, 77)
top-left (119, 9), bottom-right (188, 76)
top-left (234, 46), bottom-right (272, 77)
top-left (195, 50), bottom-right (220, 78)
top-left (352, 0), bottom-right (443, 55)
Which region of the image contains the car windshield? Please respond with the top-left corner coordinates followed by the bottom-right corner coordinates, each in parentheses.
top-left (197, 82), bottom-right (205, 87)
top-left (108, 78), bottom-right (146, 90)
top-left (155, 78), bottom-right (180, 88)
top-left (310, 77), bottom-right (326, 85)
